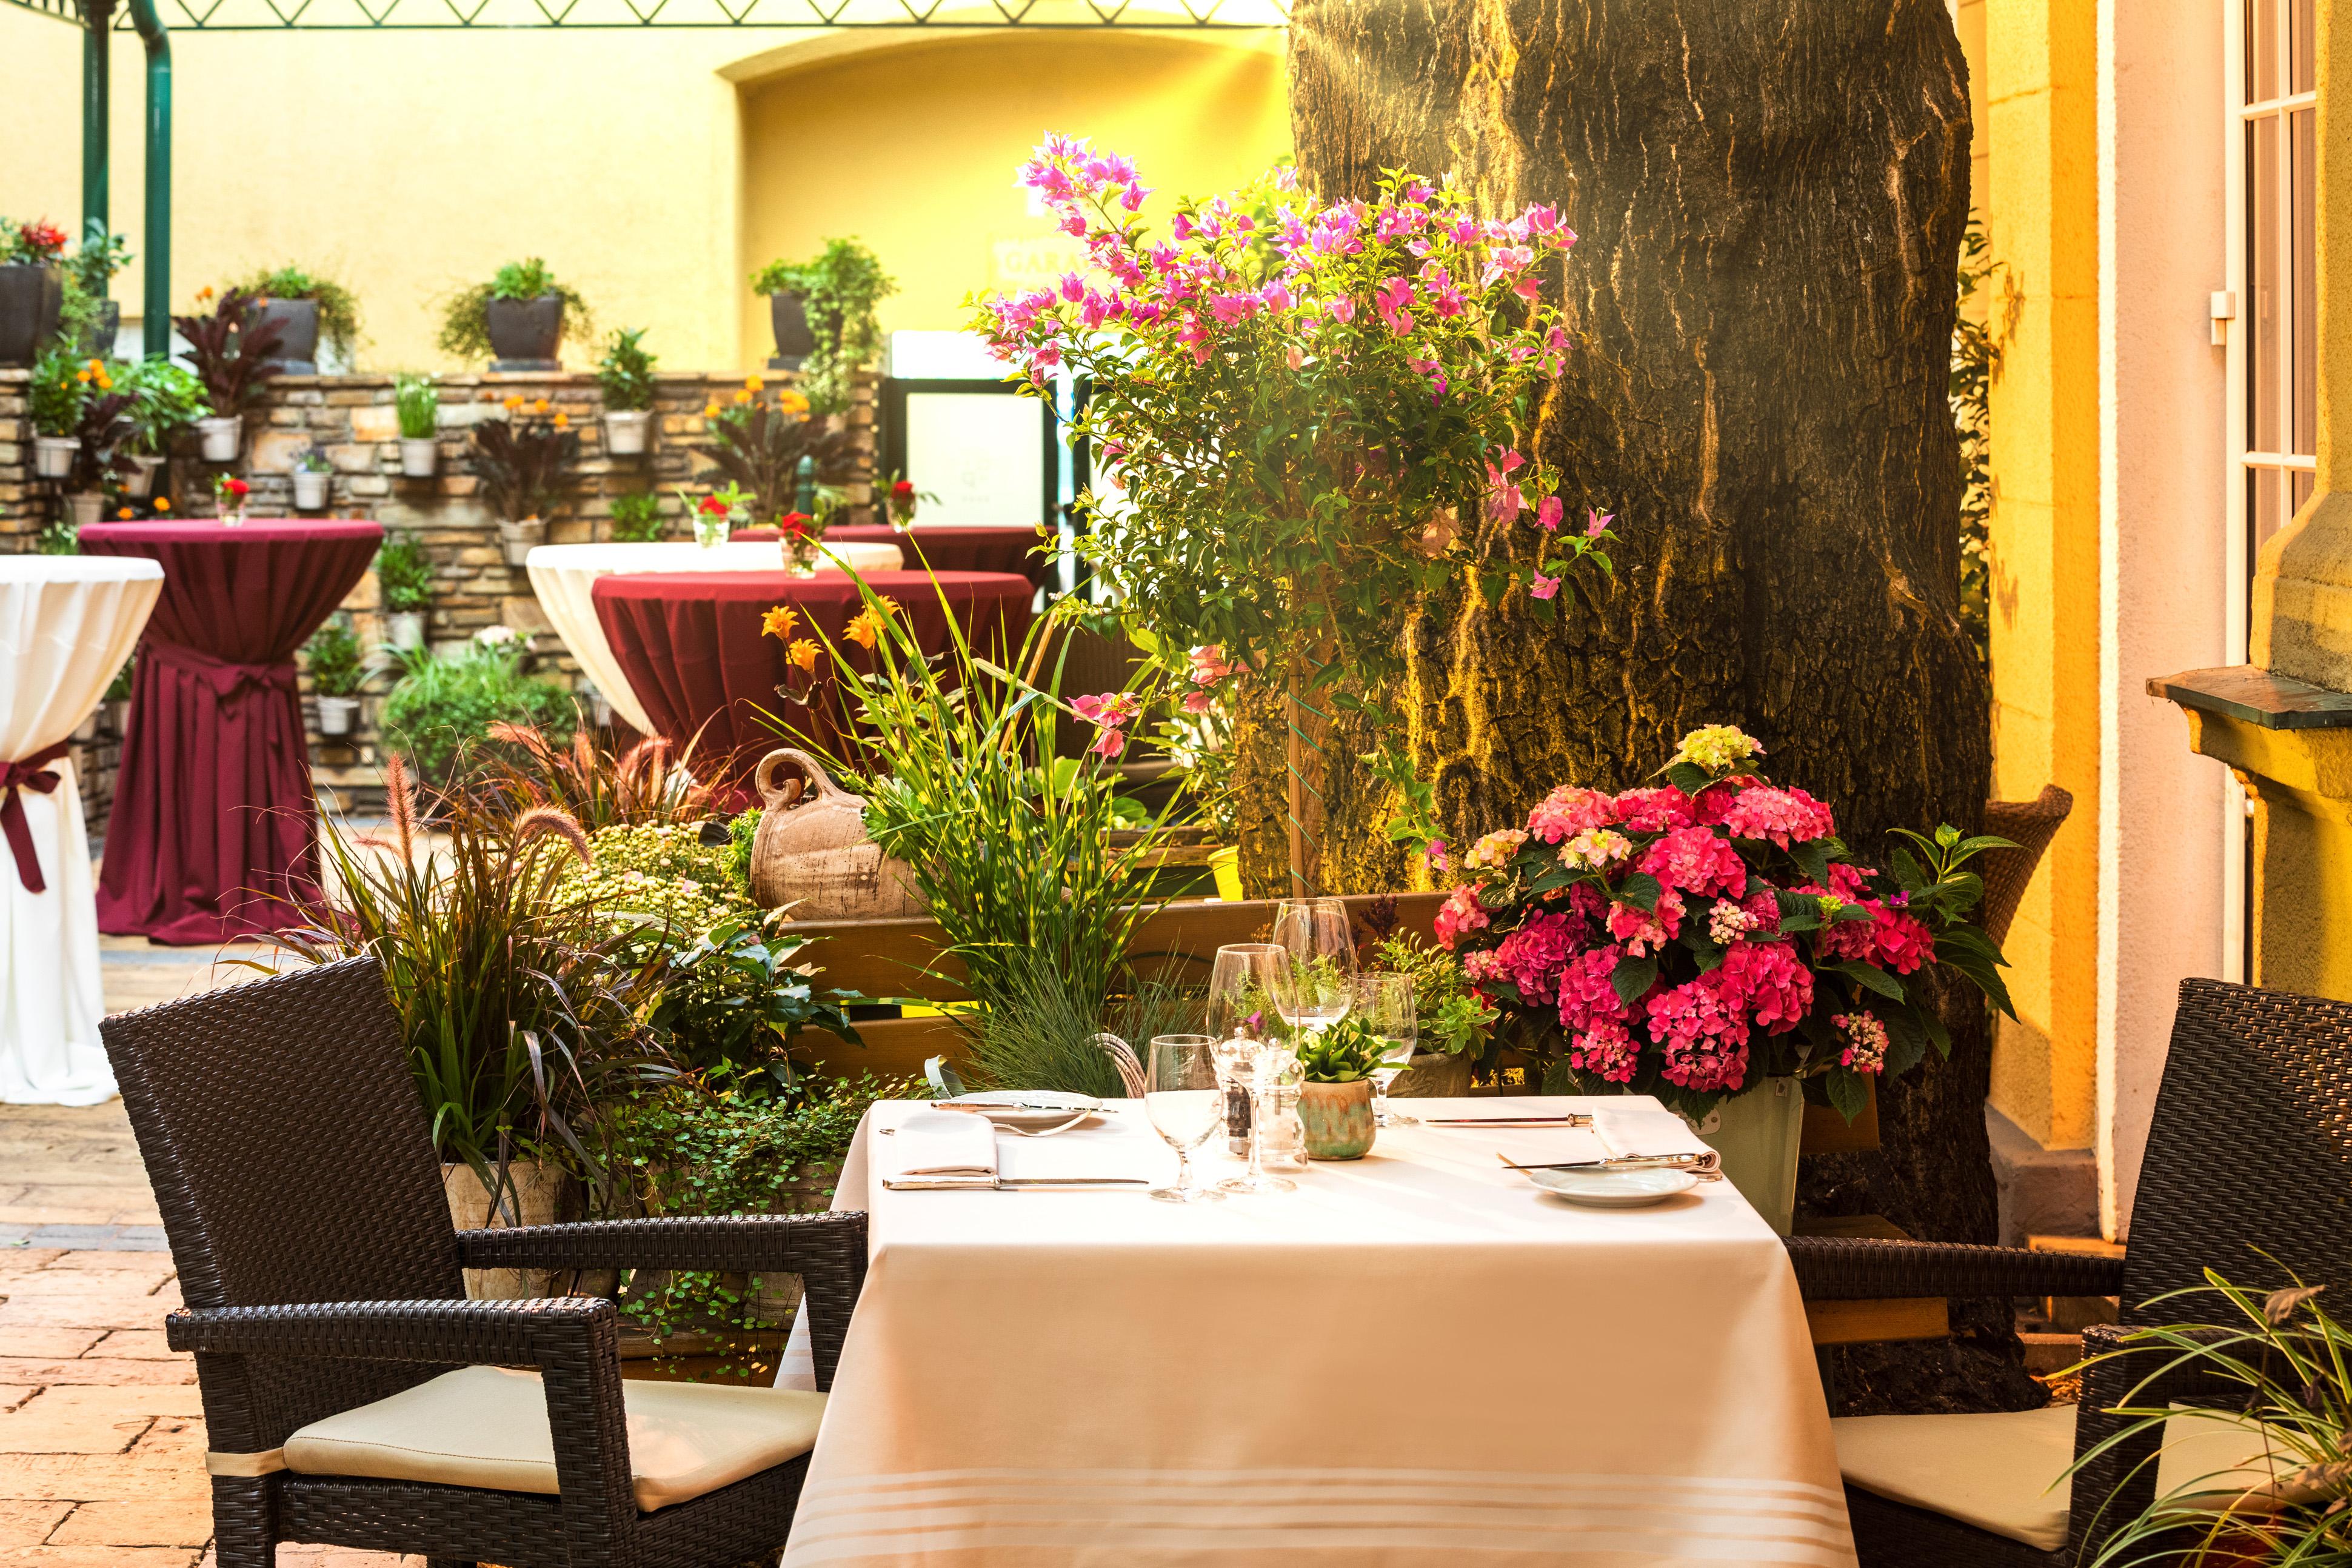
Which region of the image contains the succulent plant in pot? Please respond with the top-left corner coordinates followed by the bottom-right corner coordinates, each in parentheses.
top-left (438, 258), bottom-right (591, 369)
top-left (292, 449), bottom-right (333, 511)
top-left (233, 263), bottom-right (362, 374)
top-left (173, 288), bottom-right (286, 461)
top-left (473, 398), bottom-right (580, 564)
top-left (375, 535), bottom-right (435, 650)
top-left (595, 327), bottom-right (657, 456)
top-left (0, 217), bottom-right (68, 368)
top-left (394, 373), bottom-right (441, 477)
top-left (1293, 1019), bottom-right (1386, 1160)
top-left (303, 617), bottom-right (365, 736)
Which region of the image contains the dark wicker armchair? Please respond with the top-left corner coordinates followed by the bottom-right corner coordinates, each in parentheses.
top-left (1786, 977), bottom-right (2352, 1564)
top-left (101, 955), bottom-right (868, 1568)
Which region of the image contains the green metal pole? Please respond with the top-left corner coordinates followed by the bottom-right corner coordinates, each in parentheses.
top-left (125, 0), bottom-right (168, 359)
top-left (81, 0), bottom-right (112, 245)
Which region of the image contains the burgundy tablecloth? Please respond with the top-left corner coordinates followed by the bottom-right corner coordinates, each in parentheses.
top-left (78, 519), bottom-right (383, 944)
top-left (730, 524), bottom-right (1051, 585)
top-left (593, 570), bottom-right (1035, 805)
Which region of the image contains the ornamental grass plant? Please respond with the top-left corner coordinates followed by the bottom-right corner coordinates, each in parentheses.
top-left (393, 373), bottom-right (439, 441)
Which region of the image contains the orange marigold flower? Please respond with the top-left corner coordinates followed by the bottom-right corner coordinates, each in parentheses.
top-left (776, 389), bottom-right (810, 416)
top-left (154, 498), bottom-right (171, 512)
top-left (74, 367), bottom-right (92, 382)
top-left (842, 609), bottom-right (884, 650)
top-left (116, 507), bottom-right (133, 519)
top-left (195, 285), bottom-right (215, 302)
top-left (787, 638), bottom-right (820, 674)
top-left (746, 374), bottom-right (765, 392)
top-left (552, 413), bottom-right (569, 429)
top-left (703, 401), bottom-right (721, 418)
top-left (733, 389), bottom-right (752, 405)
top-left (533, 398), bottom-right (550, 413)
top-left (760, 604), bottom-right (800, 641)
top-left (504, 394), bottom-right (524, 410)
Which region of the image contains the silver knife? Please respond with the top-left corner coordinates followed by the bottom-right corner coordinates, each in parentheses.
top-left (881, 1176), bottom-right (1151, 1190)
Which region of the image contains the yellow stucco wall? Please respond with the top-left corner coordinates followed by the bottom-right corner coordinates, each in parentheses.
top-left (1982, 0), bottom-right (2102, 1152)
top-left (0, 22), bottom-right (1286, 375)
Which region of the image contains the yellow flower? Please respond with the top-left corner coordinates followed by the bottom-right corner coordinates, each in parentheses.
top-left (552, 412), bottom-right (569, 430)
top-left (116, 507), bottom-right (133, 520)
top-left (704, 401), bottom-right (722, 418)
top-left (786, 637), bottom-right (820, 674)
top-left (533, 398), bottom-right (550, 414)
top-left (745, 374), bottom-right (764, 392)
top-left (760, 604), bottom-right (799, 641)
top-left (503, 393), bottom-right (524, 411)
top-left (153, 497), bottom-right (171, 512)
top-left (841, 609), bottom-right (884, 650)
top-left (733, 389), bottom-right (752, 405)
top-left (775, 389), bottom-right (810, 417)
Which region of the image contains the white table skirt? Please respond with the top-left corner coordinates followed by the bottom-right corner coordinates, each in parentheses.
top-left (524, 539), bottom-right (904, 736)
top-left (778, 1095), bottom-right (1855, 1567)
top-left (0, 558), bottom-right (163, 1106)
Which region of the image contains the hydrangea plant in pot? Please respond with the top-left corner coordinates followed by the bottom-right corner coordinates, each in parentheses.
top-left (1292, 1019), bottom-right (1385, 1159)
top-left (1433, 723), bottom-right (2017, 1232)
top-left (304, 618), bottom-right (365, 736)
top-left (394, 373), bottom-right (440, 477)
top-left (438, 258), bottom-right (591, 370)
top-left (0, 218), bottom-right (68, 367)
top-left (375, 535), bottom-right (435, 650)
top-left (595, 327), bottom-right (656, 456)
top-left (174, 288), bottom-right (285, 461)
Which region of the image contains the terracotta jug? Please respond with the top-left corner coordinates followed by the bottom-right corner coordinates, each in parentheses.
top-left (747, 748), bottom-right (926, 919)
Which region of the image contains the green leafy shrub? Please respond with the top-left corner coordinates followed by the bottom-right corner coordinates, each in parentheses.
top-left (374, 535), bottom-right (435, 612)
top-left (556, 821), bottom-right (755, 938)
top-left (1371, 929), bottom-right (1496, 1061)
top-left (380, 638), bottom-right (573, 789)
top-left (234, 263), bottom-right (364, 364)
top-left (302, 618), bottom-right (364, 698)
top-left (67, 222), bottom-right (131, 297)
top-left (749, 238), bottom-right (894, 416)
top-left (645, 918), bottom-right (860, 1099)
top-left (595, 327), bottom-right (658, 413)
top-left (393, 373), bottom-right (439, 441)
top-left (27, 346), bottom-right (86, 437)
top-left (607, 490), bottom-right (665, 542)
top-left (117, 358), bottom-right (209, 455)
top-left (438, 258), bottom-right (593, 363)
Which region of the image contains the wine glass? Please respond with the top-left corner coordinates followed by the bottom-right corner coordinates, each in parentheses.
top-left (1269, 898), bottom-right (1358, 1034)
top-left (1355, 972), bottom-right (1419, 1127)
top-left (1144, 1035), bottom-right (1226, 1204)
top-left (1205, 943), bottom-right (1294, 1195)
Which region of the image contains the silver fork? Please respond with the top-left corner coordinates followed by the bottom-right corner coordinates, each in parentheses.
top-left (994, 1112), bottom-right (1096, 1138)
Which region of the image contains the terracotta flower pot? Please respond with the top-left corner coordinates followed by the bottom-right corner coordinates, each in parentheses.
top-left (1298, 1078), bottom-right (1376, 1159)
top-left (747, 748), bottom-right (925, 919)
top-left (443, 1160), bottom-right (570, 1299)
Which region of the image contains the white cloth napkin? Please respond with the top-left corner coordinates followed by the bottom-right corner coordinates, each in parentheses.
top-left (880, 1109), bottom-right (1000, 1184)
top-left (1592, 1103), bottom-right (1716, 1160)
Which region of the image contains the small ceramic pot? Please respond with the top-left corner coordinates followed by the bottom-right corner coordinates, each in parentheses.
top-left (498, 515), bottom-right (547, 566)
top-left (64, 492), bottom-right (104, 530)
top-left (1297, 1078), bottom-right (1376, 1160)
top-left (603, 409), bottom-right (652, 456)
top-left (122, 453), bottom-right (164, 498)
top-left (315, 695), bottom-right (359, 736)
top-left (33, 436), bottom-right (77, 479)
top-left (399, 437), bottom-right (439, 478)
top-left (386, 610), bottom-right (427, 651)
top-left (292, 469), bottom-right (330, 510)
top-left (197, 415), bottom-right (241, 461)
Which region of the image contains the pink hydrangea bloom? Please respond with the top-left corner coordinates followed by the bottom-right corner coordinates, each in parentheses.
top-left (1568, 1019), bottom-right (1641, 1084)
top-left (1461, 949), bottom-right (1505, 984)
top-left (1609, 787), bottom-right (1694, 833)
top-left (1527, 785), bottom-right (1613, 844)
top-left (1644, 980), bottom-right (1749, 1092)
top-left (1716, 785), bottom-right (1837, 848)
top-left (1639, 826), bottom-right (1749, 899)
top-left (1463, 828), bottom-right (1528, 875)
top-left (1706, 899), bottom-right (1757, 946)
top-left (1559, 827), bottom-right (1631, 870)
top-left (1836, 1012), bottom-right (1889, 1073)
top-left (1714, 939), bottom-right (1812, 1033)
top-left (1605, 886), bottom-right (1684, 956)
top-left (1740, 887), bottom-right (1783, 935)
top-left (1493, 912), bottom-right (1582, 1003)
top-left (1434, 886), bottom-right (1489, 950)
top-left (1555, 946), bottom-right (1634, 1035)
top-left (1825, 862), bottom-right (1873, 900)
top-left (1869, 908), bottom-right (1937, 973)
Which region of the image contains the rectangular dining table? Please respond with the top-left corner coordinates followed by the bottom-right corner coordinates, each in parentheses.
top-left (776, 1095), bottom-right (1857, 1567)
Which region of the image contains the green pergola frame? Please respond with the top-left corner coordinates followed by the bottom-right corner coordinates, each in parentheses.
top-left (14, 0), bottom-right (1282, 359)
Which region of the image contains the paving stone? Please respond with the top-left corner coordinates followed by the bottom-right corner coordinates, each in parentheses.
top-left (0, 1360), bottom-right (193, 1388)
top-left (47, 1499), bottom-right (212, 1549)
top-left (86, 1331), bottom-right (176, 1361)
top-left (0, 1389), bottom-right (155, 1454)
top-left (0, 1295), bottom-right (169, 1332)
top-left (0, 1546), bottom-right (202, 1565)
top-left (0, 1332), bottom-right (103, 1360)
top-left (0, 1501), bottom-right (71, 1549)
top-left (0, 1452), bottom-right (212, 1503)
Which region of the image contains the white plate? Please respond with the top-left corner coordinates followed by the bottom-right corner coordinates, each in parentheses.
top-left (1525, 1166), bottom-right (1699, 1207)
top-left (940, 1091), bottom-right (1104, 1130)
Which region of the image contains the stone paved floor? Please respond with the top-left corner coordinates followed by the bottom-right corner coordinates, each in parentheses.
top-left (1, 939), bottom-right (413, 1567)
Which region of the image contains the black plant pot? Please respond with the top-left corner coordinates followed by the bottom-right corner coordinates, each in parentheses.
top-left (486, 294), bottom-right (563, 370)
top-left (253, 297), bottom-right (320, 375)
top-left (769, 291), bottom-right (815, 369)
top-left (75, 300), bottom-right (122, 361)
top-left (0, 264), bottom-right (62, 368)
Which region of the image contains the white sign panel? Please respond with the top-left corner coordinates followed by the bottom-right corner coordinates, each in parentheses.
top-left (903, 392), bottom-right (1047, 529)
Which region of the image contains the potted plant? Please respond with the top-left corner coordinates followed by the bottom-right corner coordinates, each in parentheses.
top-left (304, 618), bottom-right (364, 736)
top-left (213, 473), bottom-right (251, 525)
top-left (473, 397), bottom-right (580, 564)
top-left (750, 238), bottom-right (894, 412)
top-left (28, 346), bottom-right (85, 479)
top-left (104, 655), bottom-right (133, 734)
top-left (678, 482), bottom-right (750, 550)
top-left (64, 222), bottom-right (132, 359)
top-left (595, 327), bottom-right (656, 456)
top-left (700, 378), bottom-right (854, 519)
top-left (0, 218), bottom-right (67, 367)
top-left (1292, 1020), bottom-right (1384, 1159)
top-left (607, 489), bottom-right (664, 543)
top-left (1433, 723), bottom-right (2016, 1233)
top-left (174, 288), bottom-right (286, 461)
top-left (116, 357), bottom-right (208, 499)
top-left (393, 373), bottom-right (440, 477)
top-left (1369, 929), bottom-right (1496, 1099)
top-left (438, 258), bottom-right (591, 370)
top-left (292, 449), bottom-right (333, 511)
top-left (375, 535), bottom-right (434, 649)
top-left (233, 263), bottom-right (361, 375)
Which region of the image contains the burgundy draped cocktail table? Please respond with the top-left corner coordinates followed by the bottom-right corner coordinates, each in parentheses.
top-left (730, 524), bottom-right (1052, 587)
top-left (592, 569), bottom-right (1035, 806)
top-left (79, 519), bottom-right (383, 944)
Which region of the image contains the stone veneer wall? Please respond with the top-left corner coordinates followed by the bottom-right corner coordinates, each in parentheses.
top-left (0, 365), bottom-right (876, 830)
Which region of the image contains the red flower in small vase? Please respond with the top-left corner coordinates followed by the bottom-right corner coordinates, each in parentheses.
top-left (890, 480), bottom-right (915, 503)
top-left (225, 479), bottom-right (250, 500)
top-left (778, 511), bottom-right (813, 537)
top-left (696, 495), bottom-right (729, 516)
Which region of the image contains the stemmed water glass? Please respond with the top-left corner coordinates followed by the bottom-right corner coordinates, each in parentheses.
top-left (1269, 898), bottom-right (1358, 1036)
top-left (1355, 972), bottom-right (1419, 1127)
top-left (1144, 1035), bottom-right (1226, 1204)
top-left (1205, 942), bottom-right (1293, 1195)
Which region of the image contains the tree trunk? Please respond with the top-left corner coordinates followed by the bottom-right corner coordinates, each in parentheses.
top-left (1286, 0), bottom-right (2034, 1413)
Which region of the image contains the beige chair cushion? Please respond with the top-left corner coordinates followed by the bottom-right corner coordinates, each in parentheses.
top-left (1834, 1403), bottom-right (2288, 1553)
top-left (283, 1364), bottom-right (827, 1512)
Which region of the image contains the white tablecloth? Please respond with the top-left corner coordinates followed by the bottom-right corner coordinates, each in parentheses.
top-left (524, 540), bottom-right (905, 735)
top-left (778, 1095), bottom-right (1855, 1566)
top-left (0, 557), bottom-right (162, 1106)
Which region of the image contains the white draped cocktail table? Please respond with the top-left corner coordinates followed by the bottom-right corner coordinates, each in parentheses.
top-left (0, 556), bottom-right (163, 1105)
top-left (524, 539), bottom-right (903, 736)
top-left (777, 1095), bottom-right (1856, 1567)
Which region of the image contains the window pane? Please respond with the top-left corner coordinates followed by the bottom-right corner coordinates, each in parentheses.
top-left (2251, 115), bottom-right (2282, 453)
top-left (2293, 0), bottom-right (2315, 93)
top-left (2294, 469), bottom-right (2315, 519)
top-left (2253, 0), bottom-right (2279, 100)
top-left (2294, 107), bottom-right (2316, 455)
top-left (2253, 467), bottom-right (2288, 565)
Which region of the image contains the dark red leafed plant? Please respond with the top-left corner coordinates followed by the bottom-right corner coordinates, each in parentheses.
top-left (172, 289), bottom-right (286, 416)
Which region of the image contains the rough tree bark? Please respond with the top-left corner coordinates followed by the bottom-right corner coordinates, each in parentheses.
top-left (1280, 0), bottom-right (2034, 1412)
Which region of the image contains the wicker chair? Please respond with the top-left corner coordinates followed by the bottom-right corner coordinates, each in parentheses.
top-left (101, 955), bottom-right (868, 1568)
top-left (1788, 977), bottom-right (2352, 1564)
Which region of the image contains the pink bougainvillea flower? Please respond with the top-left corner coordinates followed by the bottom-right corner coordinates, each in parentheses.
top-left (1535, 496), bottom-right (1565, 532)
top-left (1374, 276), bottom-right (1415, 335)
top-left (1585, 507), bottom-right (1615, 536)
top-left (1484, 449), bottom-right (1528, 521)
top-left (1089, 727), bottom-right (1128, 759)
top-left (1529, 573), bottom-right (1560, 600)
top-left (1071, 692), bottom-right (1141, 728)
top-left (1424, 838), bottom-right (1449, 873)
top-left (1181, 690), bottom-right (1215, 714)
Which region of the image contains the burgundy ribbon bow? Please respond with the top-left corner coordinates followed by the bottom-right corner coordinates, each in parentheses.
top-left (144, 639), bottom-right (299, 704)
top-left (0, 741), bottom-right (70, 894)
